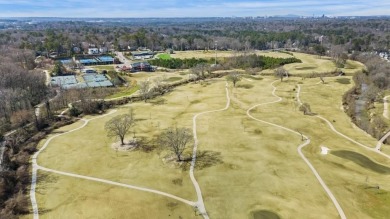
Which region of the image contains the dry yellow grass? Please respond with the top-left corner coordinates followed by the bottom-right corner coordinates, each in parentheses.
top-left (29, 74), bottom-right (390, 218)
top-left (21, 171), bottom-right (196, 219)
top-left (171, 50), bottom-right (291, 59)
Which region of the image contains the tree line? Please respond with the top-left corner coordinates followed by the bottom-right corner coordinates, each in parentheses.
top-left (149, 57), bottom-right (208, 69)
top-left (3, 18), bottom-right (389, 56)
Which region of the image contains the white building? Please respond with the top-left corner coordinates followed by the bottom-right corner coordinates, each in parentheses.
top-left (88, 48), bottom-right (99, 55)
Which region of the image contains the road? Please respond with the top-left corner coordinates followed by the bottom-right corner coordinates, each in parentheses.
top-left (116, 51), bottom-right (133, 67)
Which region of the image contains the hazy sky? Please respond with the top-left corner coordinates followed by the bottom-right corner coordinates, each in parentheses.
top-left (0, 0), bottom-right (389, 17)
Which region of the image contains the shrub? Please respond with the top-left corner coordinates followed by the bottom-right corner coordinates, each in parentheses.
top-left (237, 84), bottom-right (254, 89)
top-left (299, 103), bottom-right (312, 115)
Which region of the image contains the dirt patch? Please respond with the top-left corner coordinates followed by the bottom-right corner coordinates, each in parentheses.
top-left (111, 139), bottom-right (138, 151)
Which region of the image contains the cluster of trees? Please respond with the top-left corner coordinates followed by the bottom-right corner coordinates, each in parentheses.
top-left (149, 54), bottom-right (300, 72)
top-left (0, 47), bottom-right (49, 137)
top-left (2, 17), bottom-right (389, 58)
top-left (149, 57), bottom-right (208, 69)
top-left (222, 54), bottom-right (301, 70)
top-left (0, 117), bottom-right (75, 218)
top-left (105, 110), bottom-right (192, 162)
top-left (343, 54), bottom-right (390, 141)
top-left (356, 54), bottom-right (390, 90)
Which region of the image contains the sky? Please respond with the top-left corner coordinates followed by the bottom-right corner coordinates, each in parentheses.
top-left (0, 0), bottom-right (389, 18)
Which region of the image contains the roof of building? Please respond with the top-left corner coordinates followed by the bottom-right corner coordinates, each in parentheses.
top-left (130, 62), bottom-right (151, 68)
top-left (132, 51), bottom-right (154, 56)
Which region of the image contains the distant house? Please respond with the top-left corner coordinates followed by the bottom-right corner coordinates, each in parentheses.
top-left (88, 48), bottom-right (99, 55)
top-left (130, 62), bottom-right (154, 72)
top-left (131, 51), bottom-right (154, 60)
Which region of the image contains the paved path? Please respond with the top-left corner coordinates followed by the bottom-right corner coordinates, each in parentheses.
top-left (30, 82), bottom-right (232, 218)
top-left (299, 85), bottom-right (390, 160)
top-left (375, 131), bottom-right (390, 151)
top-left (245, 82), bottom-right (346, 219)
top-left (383, 95), bottom-right (390, 119)
top-left (116, 52), bottom-right (132, 67)
top-left (316, 114), bottom-right (390, 160)
top-left (43, 70), bottom-right (50, 86)
top-left (190, 82), bottom-right (230, 218)
top-left (376, 95), bottom-right (390, 151)
top-left (0, 141), bottom-right (5, 171)
top-left (29, 110), bottom-right (197, 219)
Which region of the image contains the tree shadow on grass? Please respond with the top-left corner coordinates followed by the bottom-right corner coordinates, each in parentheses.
top-left (181, 150), bottom-right (223, 171)
top-left (133, 137), bottom-right (158, 153)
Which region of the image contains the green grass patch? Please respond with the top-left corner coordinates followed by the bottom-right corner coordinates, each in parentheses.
top-left (357, 185), bottom-right (390, 218)
top-left (106, 86), bottom-right (139, 99)
top-left (332, 150), bottom-right (390, 174)
top-left (92, 65), bottom-right (116, 72)
top-left (157, 53), bottom-right (172, 60)
top-left (251, 210), bottom-right (281, 219)
top-left (164, 77), bottom-right (182, 82)
top-left (336, 78), bottom-right (351, 84)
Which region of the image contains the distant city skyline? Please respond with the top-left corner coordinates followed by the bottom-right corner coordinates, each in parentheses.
top-left (0, 0), bottom-right (389, 18)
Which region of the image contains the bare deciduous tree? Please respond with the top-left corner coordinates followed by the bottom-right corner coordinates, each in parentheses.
top-left (275, 67), bottom-right (288, 82)
top-left (105, 109), bottom-right (135, 145)
top-left (139, 80), bottom-right (151, 102)
top-left (159, 127), bottom-right (193, 162)
top-left (320, 76), bottom-right (325, 84)
top-left (190, 63), bottom-right (209, 80)
top-left (226, 71), bottom-right (241, 87)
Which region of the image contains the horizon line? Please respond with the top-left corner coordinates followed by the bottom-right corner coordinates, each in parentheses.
top-left (1, 15), bottom-right (390, 19)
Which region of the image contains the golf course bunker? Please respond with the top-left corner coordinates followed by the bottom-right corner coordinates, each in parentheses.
top-left (332, 150), bottom-right (390, 174)
top-left (251, 210), bottom-right (280, 219)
